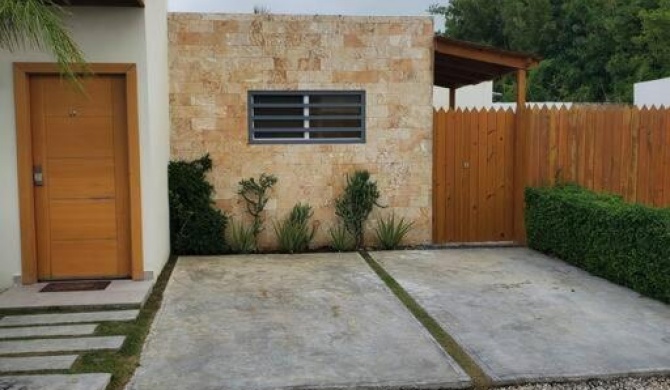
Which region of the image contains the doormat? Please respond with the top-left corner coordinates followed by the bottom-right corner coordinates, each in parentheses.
top-left (40, 281), bottom-right (111, 293)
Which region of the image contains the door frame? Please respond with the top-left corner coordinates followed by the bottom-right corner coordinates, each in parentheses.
top-left (14, 63), bottom-right (144, 284)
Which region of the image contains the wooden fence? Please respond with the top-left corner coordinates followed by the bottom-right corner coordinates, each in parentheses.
top-left (433, 106), bottom-right (670, 244)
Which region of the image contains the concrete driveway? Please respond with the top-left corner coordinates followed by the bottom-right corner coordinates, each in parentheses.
top-left (130, 248), bottom-right (670, 389)
top-left (129, 253), bottom-right (469, 390)
top-left (372, 248), bottom-right (670, 385)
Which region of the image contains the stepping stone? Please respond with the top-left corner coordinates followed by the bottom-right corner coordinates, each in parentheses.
top-left (0, 310), bottom-right (138, 327)
top-left (0, 355), bottom-right (77, 372)
top-left (0, 336), bottom-right (124, 355)
top-left (0, 324), bottom-right (97, 339)
top-left (0, 373), bottom-right (110, 390)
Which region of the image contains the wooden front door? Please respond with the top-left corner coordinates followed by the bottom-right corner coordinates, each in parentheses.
top-left (30, 75), bottom-right (131, 280)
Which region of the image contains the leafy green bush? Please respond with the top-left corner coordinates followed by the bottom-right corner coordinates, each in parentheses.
top-left (168, 155), bottom-right (227, 255)
top-left (525, 184), bottom-right (670, 303)
top-left (228, 220), bottom-right (256, 254)
top-left (273, 203), bottom-right (317, 253)
top-left (328, 224), bottom-right (356, 252)
top-left (334, 170), bottom-right (384, 248)
top-left (374, 214), bottom-right (414, 250)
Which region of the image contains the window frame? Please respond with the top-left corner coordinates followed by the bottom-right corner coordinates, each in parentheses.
top-left (247, 90), bottom-right (366, 144)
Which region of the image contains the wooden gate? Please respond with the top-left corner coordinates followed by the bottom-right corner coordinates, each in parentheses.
top-left (433, 108), bottom-right (516, 243)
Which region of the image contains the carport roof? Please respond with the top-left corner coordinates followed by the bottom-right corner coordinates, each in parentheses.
top-left (434, 36), bottom-right (541, 89)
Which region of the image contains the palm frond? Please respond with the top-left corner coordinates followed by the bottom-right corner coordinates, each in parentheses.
top-left (0, 0), bottom-right (88, 82)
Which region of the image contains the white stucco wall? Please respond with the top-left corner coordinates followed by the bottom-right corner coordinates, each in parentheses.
top-left (140, 0), bottom-right (171, 279)
top-left (433, 81), bottom-right (493, 109)
top-left (0, 4), bottom-right (170, 288)
top-left (634, 77), bottom-right (670, 108)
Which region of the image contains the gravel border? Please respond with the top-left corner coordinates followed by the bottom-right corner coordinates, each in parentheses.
top-left (498, 376), bottom-right (670, 390)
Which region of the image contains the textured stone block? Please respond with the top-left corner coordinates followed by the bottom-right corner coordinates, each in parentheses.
top-left (333, 70), bottom-right (380, 83)
top-left (213, 20), bottom-right (239, 33)
top-left (190, 117), bottom-right (217, 131)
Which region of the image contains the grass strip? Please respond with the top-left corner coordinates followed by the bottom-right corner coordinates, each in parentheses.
top-left (70, 255), bottom-right (178, 390)
top-left (0, 305), bottom-right (139, 317)
top-left (360, 250), bottom-right (492, 390)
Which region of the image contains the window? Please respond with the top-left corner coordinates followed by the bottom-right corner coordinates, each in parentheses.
top-left (248, 91), bottom-right (365, 143)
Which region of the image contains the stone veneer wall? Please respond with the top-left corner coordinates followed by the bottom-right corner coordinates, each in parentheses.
top-left (168, 13), bottom-right (434, 248)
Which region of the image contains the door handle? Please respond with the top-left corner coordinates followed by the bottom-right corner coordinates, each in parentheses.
top-left (33, 166), bottom-right (44, 186)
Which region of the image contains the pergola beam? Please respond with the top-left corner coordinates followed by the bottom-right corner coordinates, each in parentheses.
top-left (433, 37), bottom-right (540, 91)
top-left (435, 37), bottom-right (540, 70)
top-left (434, 78), bottom-right (466, 89)
top-left (434, 57), bottom-right (509, 79)
top-left (433, 35), bottom-right (540, 104)
top-left (434, 70), bottom-right (486, 86)
top-left (433, 64), bottom-right (498, 82)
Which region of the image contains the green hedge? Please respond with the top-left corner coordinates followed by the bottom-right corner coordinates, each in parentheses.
top-left (168, 154), bottom-right (228, 255)
top-left (525, 184), bottom-right (670, 303)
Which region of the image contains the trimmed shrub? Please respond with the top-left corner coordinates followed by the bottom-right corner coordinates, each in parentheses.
top-left (168, 154), bottom-right (228, 255)
top-left (525, 184), bottom-right (670, 303)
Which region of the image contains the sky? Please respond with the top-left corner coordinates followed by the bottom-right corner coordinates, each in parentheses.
top-left (168, 0), bottom-right (446, 28)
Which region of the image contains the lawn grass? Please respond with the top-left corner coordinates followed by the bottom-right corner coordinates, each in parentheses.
top-left (70, 255), bottom-right (177, 390)
top-left (360, 250), bottom-right (492, 390)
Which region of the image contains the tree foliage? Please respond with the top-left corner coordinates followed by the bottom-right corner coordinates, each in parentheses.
top-left (430, 0), bottom-right (670, 103)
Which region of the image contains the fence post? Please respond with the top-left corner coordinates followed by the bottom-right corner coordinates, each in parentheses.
top-left (512, 69), bottom-right (529, 244)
